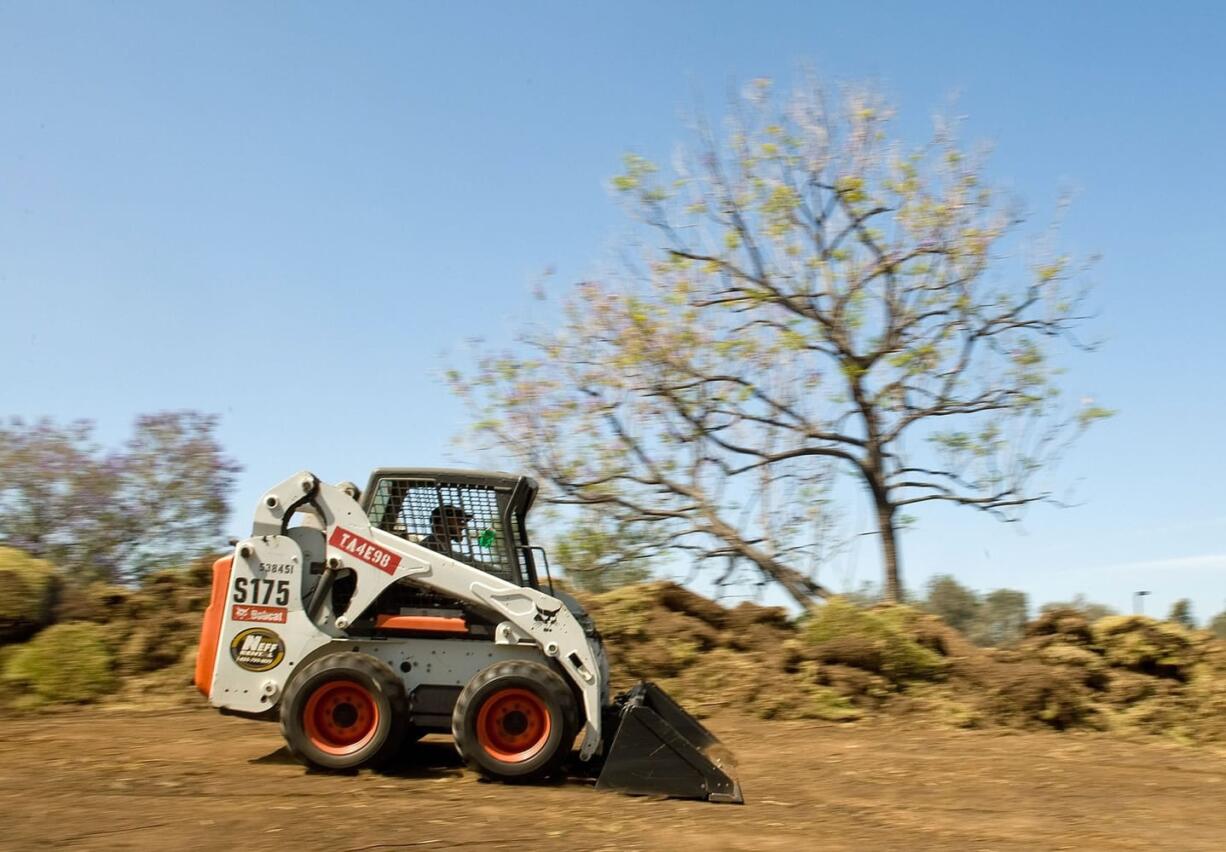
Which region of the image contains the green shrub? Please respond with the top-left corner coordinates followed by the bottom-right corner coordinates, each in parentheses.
top-left (802, 598), bottom-right (946, 684)
top-left (3, 622), bottom-right (116, 703)
top-left (0, 547), bottom-right (58, 643)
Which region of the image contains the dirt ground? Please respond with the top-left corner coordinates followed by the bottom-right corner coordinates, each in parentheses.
top-left (2, 708), bottom-right (1225, 851)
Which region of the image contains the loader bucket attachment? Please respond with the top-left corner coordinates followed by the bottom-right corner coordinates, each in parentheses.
top-left (595, 681), bottom-right (743, 804)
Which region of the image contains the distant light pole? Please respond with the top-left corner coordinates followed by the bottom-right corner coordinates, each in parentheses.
top-left (1133, 590), bottom-right (1151, 615)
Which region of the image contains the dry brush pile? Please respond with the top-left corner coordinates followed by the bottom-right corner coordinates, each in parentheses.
top-left (0, 546), bottom-right (211, 710)
top-left (3, 546), bottom-right (1226, 745)
top-left (583, 582), bottom-right (1226, 743)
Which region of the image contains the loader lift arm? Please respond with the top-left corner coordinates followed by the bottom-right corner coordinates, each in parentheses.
top-left (249, 471), bottom-right (606, 761)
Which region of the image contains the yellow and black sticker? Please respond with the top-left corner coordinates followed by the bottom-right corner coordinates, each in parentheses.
top-left (230, 627), bottom-right (285, 672)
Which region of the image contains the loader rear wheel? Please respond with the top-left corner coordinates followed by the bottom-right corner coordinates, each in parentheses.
top-left (280, 652), bottom-right (406, 771)
top-left (452, 660), bottom-right (576, 782)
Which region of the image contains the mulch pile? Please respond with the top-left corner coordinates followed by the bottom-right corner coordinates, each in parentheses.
top-left (4, 559), bottom-right (1226, 743)
top-left (582, 583), bottom-right (1226, 741)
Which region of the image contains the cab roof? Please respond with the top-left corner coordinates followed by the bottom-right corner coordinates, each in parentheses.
top-left (361, 467), bottom-right (539, 511)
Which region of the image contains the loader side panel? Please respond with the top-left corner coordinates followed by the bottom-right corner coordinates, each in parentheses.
top-left (212, 535), bottom-right (332, 713)
top-left (194, 555), bottom-right (234, 697)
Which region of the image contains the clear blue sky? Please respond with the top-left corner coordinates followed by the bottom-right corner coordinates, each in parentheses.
top-left (2, 2), bottom-right (1223, 620)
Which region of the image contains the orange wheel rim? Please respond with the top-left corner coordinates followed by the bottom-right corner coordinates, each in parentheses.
top-left (303, 679), bottom-right (380, 756)
top-left (475, 687), bottom-right (552, 763)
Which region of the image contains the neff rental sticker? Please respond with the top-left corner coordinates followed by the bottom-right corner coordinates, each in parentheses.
top-left (231, 604), bottom-right (288, 624)
top-left (328, 526), bottom-right (401, 575)
top-left (230, 628), bottom-right (285, 672)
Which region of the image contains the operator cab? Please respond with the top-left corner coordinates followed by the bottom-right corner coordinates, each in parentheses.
top-left (342, 468), bottom-right (547, 637)
top-left (362, 467), bottom-right (542, 588)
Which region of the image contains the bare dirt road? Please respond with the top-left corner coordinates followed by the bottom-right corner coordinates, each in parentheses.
top-left (1, 707), bottom-right (1224, 850)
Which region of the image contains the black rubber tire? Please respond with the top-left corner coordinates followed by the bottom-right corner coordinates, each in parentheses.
top-left (280, 652), bottom-right (407, 771)
top-left (452, 659), bottom-right (577, 782)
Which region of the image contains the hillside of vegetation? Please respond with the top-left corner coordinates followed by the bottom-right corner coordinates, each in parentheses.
top-left (3, 546), bottom-right (1226, 745)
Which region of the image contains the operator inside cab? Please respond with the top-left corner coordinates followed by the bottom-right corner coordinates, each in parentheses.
top-left (334, 503), bottom-right (479, 625)
top-left (418, 504), bottom-right (473, 554)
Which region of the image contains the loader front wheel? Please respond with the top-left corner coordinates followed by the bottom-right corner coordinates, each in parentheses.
top-left (280, 652), bottom-right (406, 771)
top-left (453, 660), bottom-right (576, 782)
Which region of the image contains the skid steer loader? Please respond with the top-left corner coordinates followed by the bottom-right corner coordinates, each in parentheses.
top-left (195, 469), bottom-right (742, 803)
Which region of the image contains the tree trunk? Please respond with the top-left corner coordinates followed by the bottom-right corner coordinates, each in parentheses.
top-left (852, 379), bottom-right (902, 605)
top-left (701, 511), bottom-right (830, 610)
top-left (875, 498), bottom-right (902, 603)
top-left (769, 563), bottom-right (830, 612)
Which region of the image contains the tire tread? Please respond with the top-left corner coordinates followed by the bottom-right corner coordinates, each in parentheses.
top-left (452, 659), bottom-right (576, 782)
top-left (280, 651), bottom-right (407, 770)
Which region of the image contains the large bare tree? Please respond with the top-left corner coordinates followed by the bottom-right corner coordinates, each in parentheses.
top-left (453, 77), bottom-right (1109, 607)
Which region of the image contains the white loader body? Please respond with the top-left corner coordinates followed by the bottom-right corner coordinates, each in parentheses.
top-left (200, 472), bottom-right (608, 759)
top-left (195, 468), bottom-right (741, 803)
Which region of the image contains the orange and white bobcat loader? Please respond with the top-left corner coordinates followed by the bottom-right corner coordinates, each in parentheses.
top-left (195, 469), bottom-right (742, 803)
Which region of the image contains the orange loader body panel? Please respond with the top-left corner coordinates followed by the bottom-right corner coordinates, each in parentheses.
top-left (194, 555), bottom-right (234, 697)
top-left (374, 613), bottom-right (469, 633)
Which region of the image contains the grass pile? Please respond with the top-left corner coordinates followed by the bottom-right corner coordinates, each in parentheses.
top-left (0, 547), bottom-right (58, 643)
top-left (582, 584), bottom-right (1226, 743)
top-left (2, 557), bottom-right (1225, 747)
top-left (0, 556), bottom-right (213, 710)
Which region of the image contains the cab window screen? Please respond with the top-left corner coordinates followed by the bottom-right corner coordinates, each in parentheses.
top-left (366, 477), bottom-right (518, 584)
